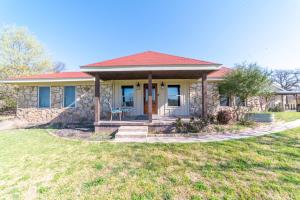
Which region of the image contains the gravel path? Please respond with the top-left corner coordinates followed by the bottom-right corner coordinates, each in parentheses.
top-left (114, 119), bottom-right (300, 143)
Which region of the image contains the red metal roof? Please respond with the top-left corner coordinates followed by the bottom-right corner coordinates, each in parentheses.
top-left (10, 72), bottom-right (92, 80)
top-left (83, 51), bottom-right (219, 67)
top-left (208, 67), bottom-right (232, 78)
top-left (7, 67), bottom-right (231, 80)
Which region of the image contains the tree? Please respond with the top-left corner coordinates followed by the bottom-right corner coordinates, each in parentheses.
top-left (271, 69), bottom-right (300, 91)
top-left (0, 25), bottom-right (53, 77)
top-left (53, 61), bottom-right (66, 72)
top-left (218, 62), bottom-right (272, 120)
top-left (0, 25), bottom-right (54, 112)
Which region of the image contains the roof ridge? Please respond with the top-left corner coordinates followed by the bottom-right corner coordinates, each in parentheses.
top-left (83, 51), bottom-right (151, 67)
top-left (144, 50), bottom-right (218, 64)
top-left (82, 50), bottom-right (221, 67)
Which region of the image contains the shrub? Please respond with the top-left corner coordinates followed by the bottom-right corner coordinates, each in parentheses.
top-left (268, 105), bottom-right (284, 112)
top-left (174, 118), bottom-right (187, 133)
top-left (217, 110), bottom-right (233, 124)
top-left (207, 114), bottom-right (217, 123)
top-left (238, 117), bottom-right (255, 127)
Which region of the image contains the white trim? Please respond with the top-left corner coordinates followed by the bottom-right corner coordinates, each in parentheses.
top-left (121, 85), bottom-right (135, 108)
top-left (80, 64), bottom-right (221, 72)
top-left (0, 78), bottom-right (94, 84)
top-left (38, 86), bottom-right (51, 109)
top-left (166, 84), bottom-right (181, 108)
top-left (1, 77), bottom-right (224, 84)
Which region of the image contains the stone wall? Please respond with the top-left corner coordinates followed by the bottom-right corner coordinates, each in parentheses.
top-left (189, 81), bottom-right (273, 116)
top-left (189, 81), bottom-right (220, 116)
top-left (17, 84), bottom-right (112, 124)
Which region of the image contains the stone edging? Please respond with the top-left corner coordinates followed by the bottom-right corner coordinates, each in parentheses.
top-left (114, 119), bottom-right (300, 143)
top-left (45, 119), bottom-right (300, 143)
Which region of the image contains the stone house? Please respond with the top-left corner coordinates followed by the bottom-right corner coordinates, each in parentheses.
top-left (1, 51), bottom-right (294, 131)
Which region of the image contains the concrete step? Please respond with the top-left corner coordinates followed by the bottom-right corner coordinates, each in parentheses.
top-left (118, 126), bottom-right (148, 130)
top-left (115, 126), bottom-right (148, 139)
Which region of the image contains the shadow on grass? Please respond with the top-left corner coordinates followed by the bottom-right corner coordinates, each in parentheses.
top-left (25, 122), bottom-right (94, 132)
top-left (198, 131), bottom-right (300, 174)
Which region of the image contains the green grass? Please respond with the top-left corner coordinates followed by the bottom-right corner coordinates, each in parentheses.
top-left (0, 128), bottom-right (299, 199)
top-left (273, 112), bottom-right (300, 122)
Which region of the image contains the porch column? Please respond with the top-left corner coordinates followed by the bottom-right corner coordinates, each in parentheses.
top-left (94, 74), bottom-right (101, 123)
top-left (281, 94), bottom-right (284, 110)
top-left (296, 94), bottom-right (299, 112)
top-left (202, 72), bottom-right (208, 118)
top-left (148, 73), bottom-right (153, 123)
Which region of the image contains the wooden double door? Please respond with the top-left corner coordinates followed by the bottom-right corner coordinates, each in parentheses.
top-left (143, 83), bottom-right (158, 114)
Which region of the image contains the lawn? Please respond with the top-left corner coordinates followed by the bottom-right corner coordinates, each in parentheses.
top-left (273, 112), bottom-right (300, 122)
top-left (0, 129), bottom-right (299, 199)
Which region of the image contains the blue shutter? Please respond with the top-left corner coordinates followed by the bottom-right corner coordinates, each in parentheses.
top-left (64, 86), bottom-right (76, 107)
top-left (39, 87), bottom-right (50, 108)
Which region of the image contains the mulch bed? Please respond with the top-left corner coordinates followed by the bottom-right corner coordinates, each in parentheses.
top-left (52, 127), bottom-right (114, 141)
top-left (54, 128), bottom-right (94, 139)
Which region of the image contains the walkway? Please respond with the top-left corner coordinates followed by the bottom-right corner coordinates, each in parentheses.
top-left (114, 119), bottom-right (300, 143)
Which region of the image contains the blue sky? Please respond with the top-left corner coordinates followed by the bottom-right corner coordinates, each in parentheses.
top-left (0, 0), bottom-right (300, 71)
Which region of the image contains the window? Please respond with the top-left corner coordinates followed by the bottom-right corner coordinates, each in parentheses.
top-left (38, 87), bottom-right (50, 108)
top-left (168, 85), bottom-right (180, 106)
top-left (235, 96), bottom-right (246, 106)
top-left (220, 95), bottom-right (230, 106)
top-left (64, 86), bottom-right (76, 108)
top-left (122, 86), bottom-right (134, 107)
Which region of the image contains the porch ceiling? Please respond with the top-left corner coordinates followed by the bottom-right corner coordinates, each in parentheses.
top-left (88, 70), bottom-right (214, 80)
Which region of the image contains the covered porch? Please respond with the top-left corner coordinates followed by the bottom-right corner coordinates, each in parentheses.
top-left (80, 51), bottom-right (222, 129)
top-left (91, 70), bottom-right (211, 126)
top-left (276, 90), bottom-right (300, 111)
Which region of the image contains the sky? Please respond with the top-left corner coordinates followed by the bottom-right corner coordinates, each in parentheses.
top-left (0, 0), bottom-right (300, 71)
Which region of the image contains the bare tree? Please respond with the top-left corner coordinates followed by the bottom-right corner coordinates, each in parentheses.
top-left (271, 69), bottom-right (300, 91)
top-left (53, 61), bottom-right (66, 72)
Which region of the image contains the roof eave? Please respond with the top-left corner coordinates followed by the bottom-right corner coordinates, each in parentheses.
top-left (80, 64), bottom-right (222, 72)
top-left (0, 77), bottom-right (95, 84)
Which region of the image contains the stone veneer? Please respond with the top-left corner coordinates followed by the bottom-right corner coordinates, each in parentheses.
top-left (189, 81), bottom-right (220, 116)
top-left (189, 81), bottom-right (270, 116)
top-left (17, 84), bottom-right (112, 124)
top-left (17, 80), bottom-right (268, 124)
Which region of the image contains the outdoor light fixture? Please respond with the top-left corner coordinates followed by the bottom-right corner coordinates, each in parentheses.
top-left (161, 82), bottom-right (165, 89)
top-left (136, 82), bottom-right (140, 89)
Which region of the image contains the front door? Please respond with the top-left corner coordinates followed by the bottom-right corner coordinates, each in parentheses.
top-left (144, 84), bottom-right (158, 114)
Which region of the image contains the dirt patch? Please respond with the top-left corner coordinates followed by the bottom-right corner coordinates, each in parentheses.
top-left (0, 118), bottom-right (29, 131)
top-left (53, 128), bottom-right (114, 141)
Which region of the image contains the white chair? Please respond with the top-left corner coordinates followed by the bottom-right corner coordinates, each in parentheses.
top-left (107, 102), bottom-right (122, 121)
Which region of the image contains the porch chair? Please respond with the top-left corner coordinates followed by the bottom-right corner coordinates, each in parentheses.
top-left (107, 101), bottom-right (122, 121)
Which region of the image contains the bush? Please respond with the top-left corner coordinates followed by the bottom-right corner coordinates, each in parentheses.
top-left (174, 118), bottom-right (187, 133)
top-left (207, 114), bottom-right (217, 123)
top-left (268, 105), bottom-right (284, 112)
top-left (238, 118), bottom-right (255, 127)
top-left (217, 110), bottom-right (233, 124)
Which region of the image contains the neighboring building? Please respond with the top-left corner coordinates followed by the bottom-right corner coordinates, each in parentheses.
top-left (1, 51), bottom-right (297, 129)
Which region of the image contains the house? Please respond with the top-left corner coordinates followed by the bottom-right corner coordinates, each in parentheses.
top-left (1, 51), bottom-right (296, 131)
